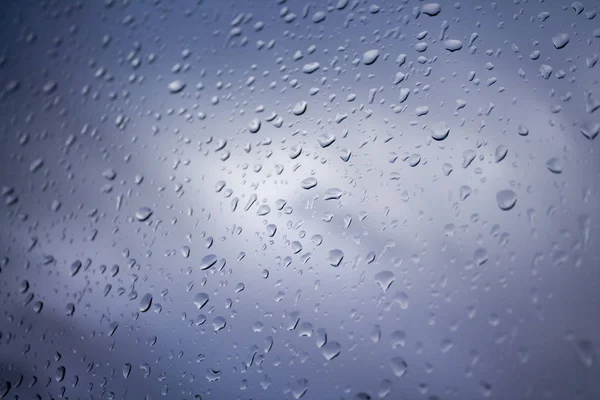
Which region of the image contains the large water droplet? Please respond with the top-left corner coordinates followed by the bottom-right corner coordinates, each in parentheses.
top-left (194, 293), bottom-right (209, 310)
top-left (200, 254), bottom-right (218, 270)
top-left (135, 207), bottom-right (153, 221)
top-left (168, 80), bottom-right (186, 93)
top-left (140, 293), bottom-right (153, 313)
top-left (431, 122), bottom-right (450, 141)
top-left (327, 249), bottom-right (344, 267)
top-left (496, 189), bottom-right (517, 211)
top-left (362, 49), bottom-right (380, 65)
top-left (422, 3), bottom-right (441, 16)
top-left (552, 33), bottom-right (570, 49)
top-left (374, 271), bottom-right (395, 292)
top-left (322, 341), bottom-right (342, 361)
top-left (301, 177), bottom-right (318, 190)
top-left (546, 157), bottom-right (562, 173)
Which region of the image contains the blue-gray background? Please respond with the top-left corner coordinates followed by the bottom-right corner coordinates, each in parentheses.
top-left (1, 0), bottom-right (599, 399)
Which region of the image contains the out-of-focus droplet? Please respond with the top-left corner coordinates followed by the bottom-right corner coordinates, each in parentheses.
top-left (140, 293), bottom-right (153, 313)
top-left (390, 356), bottom-right (408, 378)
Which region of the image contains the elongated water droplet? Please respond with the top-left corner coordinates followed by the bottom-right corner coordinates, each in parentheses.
top-left (546, 157), bottom-right (562, 173)
top-left (200, 254), bottom-right (218, 270)
top-left (362, 49), bottom-right (380, 65)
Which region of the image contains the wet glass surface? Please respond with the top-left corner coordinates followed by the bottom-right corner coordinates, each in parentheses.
top-left (1, 1), bottom-right (599, 399)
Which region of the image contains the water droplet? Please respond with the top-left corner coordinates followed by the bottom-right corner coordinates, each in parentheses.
top-left (302, 62), bottom-right (320, 74)
top-left (391, 330), bottom-right (407, 348)
top-left (248, 118), bottom-right (261, 133)
top-left (168, 80), bottom-right (186, 93)
top-left (324, 188), bottom-right (343, 200)
top-left (135, 207), bottom-right (153, 221)
top-left (415, 105), bottom-right (429, 116)
top-left (212, 316), bottom-right (227, 333)
top-left (408, 154), bottom-right (421, 167)
top-left (65, 303), bottom-right (75, 316)
top-left (322, 341), bottom-right (342, 361)
top-left (546, 157), bottom-right (562, 173)
top-left (374, 271), bottom-right (395, 292)
top-left (430, 122), bottom-right (449, 140)
top-left (444, 39), bottom-right (463, 51)
top-left (517, 125), bottom-right (529, 136)
top-left (70, 260), bottom-right (82, 277)
top-left (200, 254), bottom-right (218, 270)
top-left (290, 378), bottom-right (309, 399)
top-left (293, 101), bottom-right (308, 115)
top-left (496, 189), bottom-right (517, 211)
top-left (422, 3), bottom-right (441, 16)
top-left (312, 11), bottom-right (326, 23)
top-left (480, 381), bottom-right (493, 397)
top-left (552, 33), bottom-right (570, 49)
top-left (289, 145), bottom-right (303, 159)
top-left (459, 185), bottom-right (472, 201)
top-left (140, 293), bottom-right (153, 313)
top-left (30, 158), bottom-right (44, 173)
top-left (390, 356), bottom-right (408, 378)
top-left (317, 132), bottom-right (336, 148)
top-left (340, 148), bottom-right (352, 162)
top-left (301, 177), bottom-right (318, 190)
top-left (362, 49), bottom-right (380, 65)
top-left (576, 340), bottom-right (595, 367)
top-left (399, 88), bottom-right (410, 103)
top-left (1, 381), bottom-right (11, 398)
top-left (194, 293), bottom-right (209, 310)
top-left (56, 366), bottom-right (66, 382)
top-left (328, 249), bottom-right (344, 267)
top-left (494, 145), bottom-right (508, 163)
top-left (123, 363), bottom-right (132, 379)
